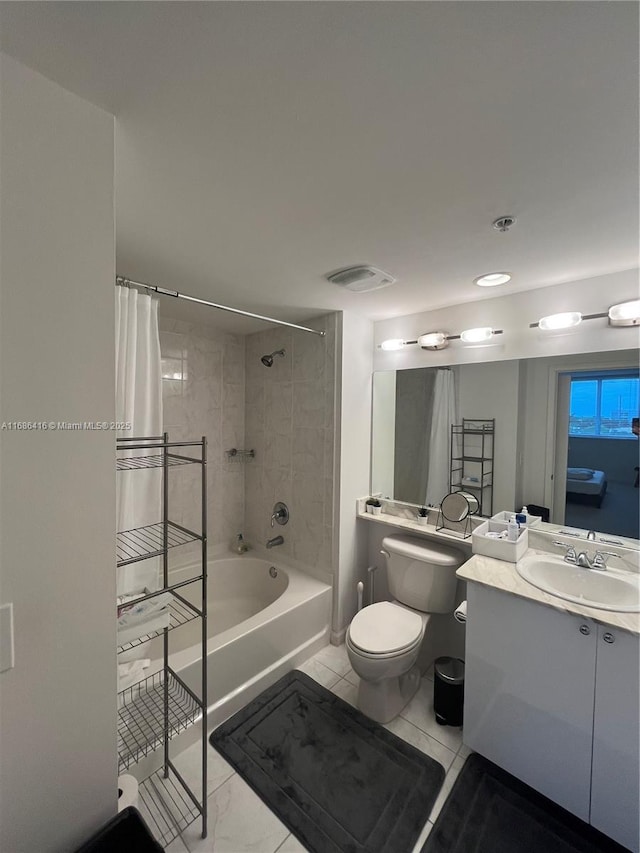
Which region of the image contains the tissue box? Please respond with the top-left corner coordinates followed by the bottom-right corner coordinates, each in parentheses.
top-left (472, 519), bottom-right (528, 562)
top-left (491, 510), bottom-right (541, 527)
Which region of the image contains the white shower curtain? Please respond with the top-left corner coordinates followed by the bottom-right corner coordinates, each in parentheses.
top-left (425, 369), bottom-right (458, 507)
top-left (116, 286), bottom-right (163, 596)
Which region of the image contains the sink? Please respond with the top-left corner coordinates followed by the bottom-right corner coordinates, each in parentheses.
top-left (516, 554), bottom-right (640, 612)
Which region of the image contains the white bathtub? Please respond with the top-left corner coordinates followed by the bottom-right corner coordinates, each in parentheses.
top-left (164, 555), bottom-right (332, 727)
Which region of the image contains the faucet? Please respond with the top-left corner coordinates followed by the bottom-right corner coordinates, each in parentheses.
top-left (266, 535), bottom-right (284, 549)
top-left (586, 530), bottom-right (596, 541)
top-left (271, 502), bottom-right (289, 528)
top-left (553, 541), bottom-right (618, 570)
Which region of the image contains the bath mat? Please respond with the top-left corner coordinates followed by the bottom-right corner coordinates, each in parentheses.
top-left (210, 669), bottom-right (445, 853)
top-left (422, 753), bottom-right (628, 852)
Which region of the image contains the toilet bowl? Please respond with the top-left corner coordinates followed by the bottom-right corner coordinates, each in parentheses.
top-left (346, 535), bottom-right (464, 724)
top-left (346, 601), bottom-right (429, 723)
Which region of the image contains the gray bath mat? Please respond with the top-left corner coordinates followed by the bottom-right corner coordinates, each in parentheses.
top-left (423, 753), bottom-right (628, 852)
top-left (210, 669), bottom-right (445, 853)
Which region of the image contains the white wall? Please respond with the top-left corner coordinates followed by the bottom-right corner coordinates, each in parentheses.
top-left (334, 312), bottom-right (373, 639)
top-left (457, 360), bottom-right (521, 513)
top-left (374, 269), bottom-right (640, 372)
top-left (0, 54), bottom-right (116, 852)
top-left (370, 371), bottom-right (396, 498)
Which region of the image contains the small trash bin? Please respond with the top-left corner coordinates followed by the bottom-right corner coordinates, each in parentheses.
top-left (433, 656), bottom-right (465, 726)
top-left (74, 806), bottom-right (163, 853)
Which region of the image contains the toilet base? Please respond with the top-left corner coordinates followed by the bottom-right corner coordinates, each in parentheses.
top-left (356, 664), bottom-right (421, 724)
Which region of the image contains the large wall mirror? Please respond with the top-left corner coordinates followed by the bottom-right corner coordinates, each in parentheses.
top-left (371, 348), bottom-right (639, 542)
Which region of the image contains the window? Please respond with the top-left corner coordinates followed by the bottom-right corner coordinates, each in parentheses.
top-left (569, 372), bottom-right (640, 437)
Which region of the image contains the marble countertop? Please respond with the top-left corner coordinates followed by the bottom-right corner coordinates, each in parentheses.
top-left (458, 550), bottom-right (640, 636)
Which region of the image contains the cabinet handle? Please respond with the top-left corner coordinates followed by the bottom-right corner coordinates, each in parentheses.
top-left (602, 632), bottom-right (615, 644)
top-left (579, 624), bottom-right (591, 636)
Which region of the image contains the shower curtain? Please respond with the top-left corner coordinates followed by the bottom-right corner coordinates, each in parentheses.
top-left (425, 369), bottom-right (458, 507)
top-left (116, 286), bottom-right (163, 596)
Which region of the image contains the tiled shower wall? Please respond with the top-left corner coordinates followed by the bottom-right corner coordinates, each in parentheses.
top-left (244, 313), bottom-right (338, 576)
top-left (159, 316), bottom-right (246, 557)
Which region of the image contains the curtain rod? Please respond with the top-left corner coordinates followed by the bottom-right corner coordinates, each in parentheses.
top-left (116, 276), bottom-right (326, 337)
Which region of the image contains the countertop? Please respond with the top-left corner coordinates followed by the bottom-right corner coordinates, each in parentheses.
top-left (458, 550), bottom-right (640, 636)
top-left (356, 508), bottom-right (473, 550)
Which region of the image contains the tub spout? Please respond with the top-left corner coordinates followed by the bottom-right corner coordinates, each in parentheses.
top-left (266, 535), bottom-right (284, 549)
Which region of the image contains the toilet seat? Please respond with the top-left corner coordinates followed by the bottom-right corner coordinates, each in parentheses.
top-left (349, 601), bottom-right (423, 656)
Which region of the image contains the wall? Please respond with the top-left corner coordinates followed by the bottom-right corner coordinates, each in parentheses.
top-left (335, 311), bottom-right (374, 639)
top-left (0, 54), bottom-right (116, 852)
top-left (568, 437), bottom-right (638, 484)
top-left (373, 269), bottom-right (640, 372)
top-left (159, 316), bottom-right (245, 557)
top-left (457, 360), bottom-right (521, 513)
top-left (244, 314), bottom-right (337, 578)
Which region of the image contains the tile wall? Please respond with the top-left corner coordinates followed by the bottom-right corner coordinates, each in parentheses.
top-left (244, 313), bottom-right (338, 576)
top-left (159, 316), bottom-right (246, 557)
top-left (158, 310), bottom-right (338, 579)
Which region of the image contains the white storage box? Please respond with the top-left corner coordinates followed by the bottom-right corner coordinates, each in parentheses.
top-left (491, 510), bottom-right (542, 528)
top-left (472, 519), bottom-right (528, 563)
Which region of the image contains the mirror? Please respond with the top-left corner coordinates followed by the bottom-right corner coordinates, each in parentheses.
top-left (371, 348), bottom-right (639, 543)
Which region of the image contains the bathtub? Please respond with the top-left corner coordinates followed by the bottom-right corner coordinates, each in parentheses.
top-left (158, 555), bottom-right (332, 729)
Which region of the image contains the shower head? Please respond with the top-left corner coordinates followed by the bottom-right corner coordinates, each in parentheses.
top-left (261, 348), bottom-right (286, 367)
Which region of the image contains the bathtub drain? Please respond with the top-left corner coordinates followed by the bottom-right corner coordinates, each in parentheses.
top-left (269, 566), bottom-right (278, 578)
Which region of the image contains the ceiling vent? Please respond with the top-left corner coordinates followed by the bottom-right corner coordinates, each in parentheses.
top-left (326, 266), bottom-right (396, 293)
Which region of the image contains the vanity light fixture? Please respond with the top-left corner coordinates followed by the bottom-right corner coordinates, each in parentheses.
top-left (460, 327), bottom-right (495, 343)
top-left (379, 329), bottom-right (503, 352)
top-left (474, 272), bottom-right (512, 288)
top-left (417, 332), bottom-right (449, 350)
top-left (379, 338), bottom-right (407, 351)
top-left (608, 300), bottom-right (640, 326)
top-left (534, 312), bottom-right (583, 331)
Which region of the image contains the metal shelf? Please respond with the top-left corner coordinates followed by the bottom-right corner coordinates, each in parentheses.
top-left (118, 670), bottom-right (202, 773)
top-left (117, 595), bottom-right (201, 654)
top-left (116, 521), bottom-right (201, 567)
top-left (117, 453), bottom-right (197, 471)
top-left (139, 768), bottom-right (201, 849)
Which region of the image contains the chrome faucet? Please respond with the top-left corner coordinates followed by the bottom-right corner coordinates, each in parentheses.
top-left (266, 535), bottom-right (284, 549)
top-left (586, 530), bottom-right (596, 541)
top-left (553, 541), bottom-right (618, 570)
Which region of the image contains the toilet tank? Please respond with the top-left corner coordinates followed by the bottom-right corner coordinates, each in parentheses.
top-left (382, 535), bottom-right (464, 613)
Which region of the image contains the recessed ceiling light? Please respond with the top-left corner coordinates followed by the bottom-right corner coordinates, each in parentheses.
top-left (474, 272), bottom-right (512, 287)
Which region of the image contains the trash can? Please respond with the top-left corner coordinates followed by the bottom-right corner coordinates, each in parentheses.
top-left (74, 806), bottom-right (163, 853)
top-left (433, 656), bottom-right (465, 726)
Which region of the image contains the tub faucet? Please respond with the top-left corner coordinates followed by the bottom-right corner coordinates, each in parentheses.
top-left (266, 535), bottom-right (284, 549)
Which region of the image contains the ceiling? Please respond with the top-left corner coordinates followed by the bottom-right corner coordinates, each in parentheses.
top-left (1, 2), bottom-right (638, 333)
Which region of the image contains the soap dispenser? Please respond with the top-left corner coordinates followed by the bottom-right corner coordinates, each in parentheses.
top-left (233, 533), bottom-right (250, 554)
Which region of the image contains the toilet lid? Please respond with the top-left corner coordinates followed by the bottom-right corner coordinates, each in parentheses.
top-left (349, 602), bottom-right (423, 655)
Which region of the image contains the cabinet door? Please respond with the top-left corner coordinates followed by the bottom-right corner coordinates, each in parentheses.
top-left (464, 583), bottom-right (597, 820)
top-left (591, 626), bottom-right (640, 853)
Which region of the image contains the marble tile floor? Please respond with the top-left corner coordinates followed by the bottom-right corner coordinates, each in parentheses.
top-left (153, 644), bottom-right (472, 853)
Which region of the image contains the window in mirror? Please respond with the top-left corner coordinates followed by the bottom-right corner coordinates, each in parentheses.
top-left (569, 370), bottom-right (639, 438)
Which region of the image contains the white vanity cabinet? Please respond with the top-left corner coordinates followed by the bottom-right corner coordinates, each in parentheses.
top-left (463, 582), bottom-right (639, 852)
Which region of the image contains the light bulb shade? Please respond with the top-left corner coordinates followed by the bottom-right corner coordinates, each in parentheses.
top-left (460, 327), bottom-right (494, 343)
top-left (380, 338), bottom-right (405, 351)
top-left (608, 300), bottom-right (640, 326)
top-left (474, 272), bottom-right (511, 287)
top-left (538, 312), bottom-right (582, 331)
top-left (417, 332), bottom-right (447, 349)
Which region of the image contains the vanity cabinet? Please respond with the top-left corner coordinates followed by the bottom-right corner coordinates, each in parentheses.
top-left (464, 583), bottom-right (639, 852)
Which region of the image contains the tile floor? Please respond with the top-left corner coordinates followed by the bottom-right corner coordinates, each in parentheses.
top-left (152, 644), bottom-right (471, 852)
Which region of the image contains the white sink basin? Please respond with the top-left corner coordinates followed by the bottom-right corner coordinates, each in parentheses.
top-left (516, 554), bottom-right (640, 612)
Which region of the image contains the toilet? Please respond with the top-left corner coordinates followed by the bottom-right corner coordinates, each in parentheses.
top-left (346, 534), bottom-right (464, 724)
